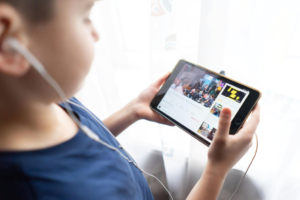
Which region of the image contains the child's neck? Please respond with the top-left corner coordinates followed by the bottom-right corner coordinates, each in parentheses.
top-left (0, 98), bottom-right (78, 151)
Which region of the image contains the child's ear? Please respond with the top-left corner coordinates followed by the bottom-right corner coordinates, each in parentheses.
top-left (0, 47), bottom-right (31, 77)
top-left (0, 4), bottom-right (30, 77)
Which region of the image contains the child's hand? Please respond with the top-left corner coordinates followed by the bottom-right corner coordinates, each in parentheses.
top-left (186, 107), bottom-right (260, 200)
top-left (134, 72), bottom-right (174, 126)
top-left (207, 105), bottom-right (260, 175)
top-left (103, 72), bottom-right (173, 137)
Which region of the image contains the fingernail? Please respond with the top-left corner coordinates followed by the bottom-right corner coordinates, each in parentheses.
top-left (222, 112), bottom-right (230, 118)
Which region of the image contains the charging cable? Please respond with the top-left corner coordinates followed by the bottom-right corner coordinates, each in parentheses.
top-left (3, 37), bottom-right (174, 200)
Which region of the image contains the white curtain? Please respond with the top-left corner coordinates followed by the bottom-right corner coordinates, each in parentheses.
top-left (78, 0), bottom-right (300, 199)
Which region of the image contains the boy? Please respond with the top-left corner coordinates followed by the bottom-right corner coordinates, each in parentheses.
top-left (0, 0), bottom-right (260, 199)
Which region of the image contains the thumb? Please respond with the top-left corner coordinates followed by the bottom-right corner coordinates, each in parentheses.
top-left (152, 72), bottom-right (171, 89)
top-left (214, 108), bottom-right (232, 141)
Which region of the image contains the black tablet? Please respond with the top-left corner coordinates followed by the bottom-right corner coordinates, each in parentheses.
top-left (150, 60), bottom-right (261, 146)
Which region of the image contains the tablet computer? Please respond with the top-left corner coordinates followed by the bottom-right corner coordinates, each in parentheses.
top-left (150, 60), bottom-right (261, 146)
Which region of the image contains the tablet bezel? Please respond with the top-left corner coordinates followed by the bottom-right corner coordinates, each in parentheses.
top-left (150, 59), bottom-right (261, 146)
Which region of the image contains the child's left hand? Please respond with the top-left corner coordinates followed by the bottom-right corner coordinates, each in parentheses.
top-left (133, 72), bottom-right (174, 126)
top-left (103, 72), bottom-right (174, 137)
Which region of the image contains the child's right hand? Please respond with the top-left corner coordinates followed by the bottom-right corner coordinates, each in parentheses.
top-left (207, 104), bottom-right (260, 175)
top-left (186, 105), bottom-right (260, 200)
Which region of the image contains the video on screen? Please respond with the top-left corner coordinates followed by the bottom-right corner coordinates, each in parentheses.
top-left (210, 103), bottom-right (223, 118)
top-left (197, 122), bottom-right (217, 140)
top-left (171, 63), bottom-right (226, 108)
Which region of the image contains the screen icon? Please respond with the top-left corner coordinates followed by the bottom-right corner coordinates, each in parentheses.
top-left (222, 86), bottom-right (246, 103)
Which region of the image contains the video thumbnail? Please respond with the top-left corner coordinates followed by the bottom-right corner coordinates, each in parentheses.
top-left (207, 128), bottom-right (217, 141)
top-left (221, 85), bottom-right (246, 103)
top-left (210, 103), bottom-right (223, 118)
top-left (197, 122), bottom-right (210, 137)
top-left (171, 63), bottom-right (226, 108)
top-left (198, 122), bottom-right (217, 141)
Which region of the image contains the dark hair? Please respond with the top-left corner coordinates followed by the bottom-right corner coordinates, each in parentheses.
top-left (0, 0), bottom-right (54, 23)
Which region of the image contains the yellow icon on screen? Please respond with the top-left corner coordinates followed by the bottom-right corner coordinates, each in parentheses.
top-left (223, 86), bottom-right (245, 103)
top-left (230, 90), bottom-right (237, 98)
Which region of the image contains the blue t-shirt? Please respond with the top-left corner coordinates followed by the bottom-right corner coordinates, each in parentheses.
top-left (0, 98), bottom-right (154, 200)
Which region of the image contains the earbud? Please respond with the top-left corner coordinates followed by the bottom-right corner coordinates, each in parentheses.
top-left (2, 37), bottom-right (45, 73)
top-left (1, 38), bottom-right (15, 53)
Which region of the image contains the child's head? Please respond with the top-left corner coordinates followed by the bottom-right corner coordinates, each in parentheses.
top-left (0, 0), bottom-right (99, 103)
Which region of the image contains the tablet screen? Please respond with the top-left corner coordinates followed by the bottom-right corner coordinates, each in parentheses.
top-left (156, 62), bottom-right (250, 142)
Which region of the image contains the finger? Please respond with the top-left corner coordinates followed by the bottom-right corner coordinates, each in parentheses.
top-left (239, 104), bottom-right (260, 138)
top-left (214, 108), bottom-right (231, 140)
top-left (161, 118), bottom-right (175, 126)
top-left (152, 72), bottom-right (171, 89)
top-left (150, 112), bottom-right (174, 126)
top-left (154, 113), bottom-right (175, 126)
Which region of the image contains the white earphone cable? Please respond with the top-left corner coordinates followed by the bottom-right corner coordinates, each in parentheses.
top-left (66, 100), bottom-right (173, 199)
top-left (4, 37), bottom-right (174, 200)
top-left (229, 132), bottom-right (258, 200)
top-left (3, 38), bottom-right (81, 127)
